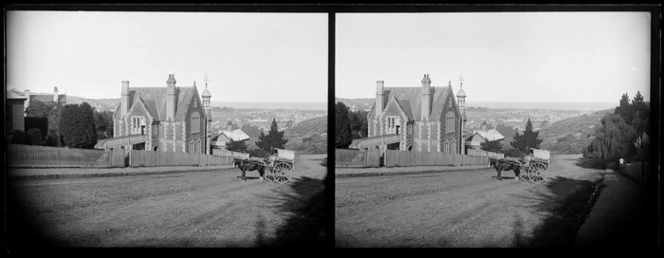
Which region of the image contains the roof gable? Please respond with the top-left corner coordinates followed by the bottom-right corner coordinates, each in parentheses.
top-left (373, 86), bottom-right (453, 122)
top-left (175, 87), bottom-right (197, 120)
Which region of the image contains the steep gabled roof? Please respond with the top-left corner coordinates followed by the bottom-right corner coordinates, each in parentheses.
top-left (470, 129), bottom-right (505, 142)
top-left (369, 86), bottom-right (453, 122)
top-left (115, 86), bottom-right (197, 122)
top-left (174, 87), bottom-right (196, 120)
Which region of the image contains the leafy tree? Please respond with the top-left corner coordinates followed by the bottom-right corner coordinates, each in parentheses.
top-left (335, 102), bottom-right (352, 148)
top-left (480, 120), bottom-right (494, 130)
top-left (480, 140), bottom-right (503, 153)
top-left (285, 120), bottom-right (294, 129)
top-left (584, 114), bottom-right (636, 160)
top-left (503, 148), bottom-right (524, 158)
top-left (93, 109), bottom-right (114, 139)
top-left (25, 101), bottom-right (55, 118)
top-left (586, 91), bottom-right (649, 162)
top-left (24, 117), bottom-right (48, 140)
top-left (10, 130), bottom-right (25, 144)
top-left (59, 102), bottom-right (98, 149)
top-left (510, 118), bottom-right (543, 152)
top-left (540, 120), bottom-right (549, 129)
top-left (248, 148), bottom-right (269, 158)
top-left (615, 93), bottom-right (631, 123)
top-left (255, 118), bottom-right (288, 151)
top-left (47, 106), bottom-right (63, 147)
top-left (226, 139), bottom-right (248, 153)
top-left (349, 109), bottom-right (368, 139)
top-left (633, 132), bottom-right (650, 161)
top-left (26, 128), bottom-right (44, 145)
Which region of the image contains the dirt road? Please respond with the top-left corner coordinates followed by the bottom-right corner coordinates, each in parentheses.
top-left (335, 155), bottom-right (605, 247)
top-left (7, 155), bottom-right (327, 248)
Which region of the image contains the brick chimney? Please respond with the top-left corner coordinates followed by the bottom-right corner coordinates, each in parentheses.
top-left (121, 81), bottom-right (130, 117)
top-left (420, 74), bottom-right (431, 121)
top-left (375, 80), bottom-right (384, 117)
top-left (166, 74), bottom-right (177, 121)
top-left (24, 89), bottom-right (30, 108)
top-left (53, 87), bottom-right (59, 103)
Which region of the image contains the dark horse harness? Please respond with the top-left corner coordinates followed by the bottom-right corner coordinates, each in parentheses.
top-left (492, 158), bottom-right (522, 181)
top-left (233, 158), bottom-right (265, 181)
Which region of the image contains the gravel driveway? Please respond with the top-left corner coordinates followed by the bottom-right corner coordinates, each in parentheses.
top-left (335, 155), bottom-right (605, 247)
top-left (7, 155), bottom-right (327, 248)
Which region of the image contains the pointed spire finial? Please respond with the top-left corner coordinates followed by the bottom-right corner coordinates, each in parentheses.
top-left (204, 74), bottom-right (209, 89)
top-left (459, 73), bottom-right (464, 88)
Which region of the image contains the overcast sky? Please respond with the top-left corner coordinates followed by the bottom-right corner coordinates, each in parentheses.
top-left (336, 12), bottom-right (651, 103)
top-left (7, 11), bottom-right (327, 103)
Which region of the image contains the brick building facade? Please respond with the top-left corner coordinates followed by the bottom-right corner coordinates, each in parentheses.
top-left (367, 74), bottom-right (467, 154)
top-left (112, 74), bottom-right (210, 153)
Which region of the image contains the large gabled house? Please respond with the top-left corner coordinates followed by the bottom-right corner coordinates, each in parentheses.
top-left (23, 87), bottom-right (67, 110)
top-left (361, 74), bottom-right (468, 154)
top-left (97, 74), bottom-right (212, 153)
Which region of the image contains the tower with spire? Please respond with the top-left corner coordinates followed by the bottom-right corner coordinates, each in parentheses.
top-left (201, 74), bottom-right (212, 155)
top-left (456, 74), bottom-right (467, 154)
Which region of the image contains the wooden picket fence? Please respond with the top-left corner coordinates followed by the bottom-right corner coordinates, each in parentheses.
top-left (467, 148), bottom-right (505, 159)
top-left (130, 150), bottom-right (233, 167)
top-left (213, 149), bottom-right (250, 159)
top-left (619, 161), bottom-right (651, 187)
top-left (7, 144), bottom-right (125, 168)
top-left (335, 149), bottom-right (380, 168)
top-left (385, 150), bottom-right (489, 167)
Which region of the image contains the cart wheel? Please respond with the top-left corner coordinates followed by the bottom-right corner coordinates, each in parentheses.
top-left (263, 169), bottom-right (275, 182)
top-left (529, 162), bottom-right (547, 184)
top-left (273, 163), bottom-right (292, 184)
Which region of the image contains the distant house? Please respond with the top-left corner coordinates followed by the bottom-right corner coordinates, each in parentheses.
top-left (24, 87), bottom-right (67, 110)
top-left (465, 128), bottom-right (505, 150)
top-left (211, 129), bottom-right (250, 150)
top-left (357, 74), bottom-right (468, 154)
top-left (95, 74), bottom-right (213, 153)
top-left (6, 90), bottom-right (27, 135)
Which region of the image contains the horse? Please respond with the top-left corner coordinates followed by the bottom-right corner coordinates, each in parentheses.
top-left (494, 159), bottom-right (521, 181)
top-left (233, 158), bottom-right (265, 181)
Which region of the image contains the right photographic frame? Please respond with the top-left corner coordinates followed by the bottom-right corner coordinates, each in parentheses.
top-left (334, 10), bottom-right (658, 249)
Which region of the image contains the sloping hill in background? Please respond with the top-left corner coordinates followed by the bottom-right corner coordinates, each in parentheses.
top-left (65, 96), bottom-right (120, 110)
top-left (539, 109), bottom-right (613, 154)
top-left (335, 98), bottom-right (375, 111)
top-left (284, 116), bottom-right (327, 155)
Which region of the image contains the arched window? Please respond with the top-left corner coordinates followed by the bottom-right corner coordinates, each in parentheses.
top-left (445, 112), bottom-right (455, 134)
top-left (191, 112), bottom-right (200, 134)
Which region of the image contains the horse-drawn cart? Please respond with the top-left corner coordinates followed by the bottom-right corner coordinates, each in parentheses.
top-left (233, 148), bottom-right (295, 183)
top-left (491, 148), bottom-right (550, 184)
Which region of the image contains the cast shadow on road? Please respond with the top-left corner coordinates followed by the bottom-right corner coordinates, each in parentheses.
top-left (509, 176), bottom-right (603, 248)
top-left (255, 175), bottom-right (327, 247)
top-left (574, 157), bottom-right (615, 170)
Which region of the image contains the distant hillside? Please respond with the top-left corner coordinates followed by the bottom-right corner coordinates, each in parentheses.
top-left (539, 108), bottom-right (613, 154)
top-left (284, 116), bottom-right (327, 154)
top-left (65, 95), bottom-right (120, 111)
top-left (335, 98), bottom-right (374, 111)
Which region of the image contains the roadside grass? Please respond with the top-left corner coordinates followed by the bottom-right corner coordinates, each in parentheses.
top-left (515, 176), bottom-right (605, 247)
top-left (258, 176), bottom-right (326, 247)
